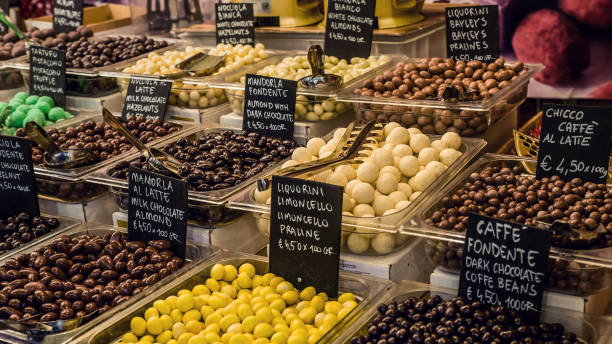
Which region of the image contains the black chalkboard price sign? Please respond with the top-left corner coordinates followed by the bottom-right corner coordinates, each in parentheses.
top-left (121, 78), bottom-right (173, 121)
top-left (0, 0), bottom-right (9, 34)
top-left (269, 176), bottom-right (343, 297)
top-left (536, 104), bottom-right (611, 184)
top-left (458, 213), bottom-right (551, 323)
top-left (324, 0), bottom-right (376, 61)
top-left (445, 5), bottom-right (499, 62)
top-left (0, 135), bottom-right (39, 219)
top-left (53, 0), bottom-right (84, 33)
top-left (215, 3), bottom-right (255, 46)
top-left (243, 74), bottom-right (296, 140)
top-left (127, 166), bottom-right (188, 259)
top-left (29, 46), bottom-right (66, 108)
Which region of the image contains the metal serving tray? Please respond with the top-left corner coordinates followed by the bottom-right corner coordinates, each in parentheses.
top-left (336, 59), bottom-right (543, 112)
top-left (202, 53), bottom-right (398, 98)
top-left (74, 251), bottom-right (392, 344)
top-left (98, 45), bottom-right (288, 81)
top-left (0, 213), bottom-right (81, 264)
top-left (400, 153), bottom-right (612, 268)
top-left (86, 127), bottom-right (322, 206)
top-left (0, 223), bottom-right (215, 344)
top-left (3, 36), bottom-right (180, 77)
top-left (227, 135), bottom-right (486, 233)
top-left (331, 280), bottom-right (612, 344)
top-left (31, 111), bottom-right (192, 181)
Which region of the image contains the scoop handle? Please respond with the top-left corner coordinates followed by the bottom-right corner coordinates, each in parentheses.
top-left (24, 121), bottom-right (62, 156)
top-left (307, 45), bottom-right (326, 78)
top-left (102, 107), bottom-right (148, 151)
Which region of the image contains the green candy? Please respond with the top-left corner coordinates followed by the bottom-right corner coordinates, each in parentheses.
top-left (0, 103), bottom-right (8, 111)
top-left (48, 107), bottom-right (64, 117)
top-left (15, 104), bottom-right (32, 114)
top-left (44, 120), bottom-right (53, 127)
top-left (14, 92), bottom-right (28, 100)
top-left (27, 108), bottom-right (45, 121)
top-left (25, 95), bottom-right (39, 105)
top-left (48, 110), bottom-right (65, 122)
top-left (35, 103), bottom-right (51, 115)
top-left (63, 111), bottom-right (74, 118)
top-left (9, 99), bottom-right (23, 107)
top-left (8, 111), bottom-right (27, 128)
top-left (23, 114), bottom-right (45, 127)
top-left (37, 96), bottom-right (54, 107)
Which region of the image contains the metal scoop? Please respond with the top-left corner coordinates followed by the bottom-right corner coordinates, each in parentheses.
top-left (174, 51), bottom-right (226, 77)
top-left (102, 107), bottom-right (182, 177)
top-left (298, 45), bottom-right (343, 90)
top-left (25, 122), bottom-right (97, 169)
top-left (0, 8), bottom-right (39, 47)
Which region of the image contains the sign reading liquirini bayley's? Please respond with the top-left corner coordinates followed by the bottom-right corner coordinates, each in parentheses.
top-left (458, 213), bottom-right (552, 323)
top-left (29, 46), bottom-right (66, 108)
top-left (445, 5), bottom-right (499, 62)
top-left (53, 0), bottom-right (84, 33)
top-left (536, 104), bottom-right (611, 184)
top-left (215, 3), bottom-right (255, 46)
top-left (121, 78), bottom-right (173, 121)
top-left (324, 0), bottom-right (376, 61)
top-left (127, 166), bottom-right (188, 259)
top-left (243, 74), bottom-right (296, 140)
top-left (0, 135), bottom-right (39, 219)
top-left (269, 176), bottom-right (343, 297)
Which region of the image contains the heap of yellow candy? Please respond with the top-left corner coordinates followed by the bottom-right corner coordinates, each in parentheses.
top-left (118, 263), bottom-right (358, 344)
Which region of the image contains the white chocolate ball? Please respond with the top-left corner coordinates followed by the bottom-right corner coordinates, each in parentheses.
top-left (335, 165), bottom-right (357, 180)
top-left (409, 191), bottom-right (422, 201)
top-left (326, 171), bottom-right (348, 187)
top-left (384, 122), bottom-right (401, 137)
top-left (376, 173), bottom-right (399, 195)
top-left (392, 144), bottom-right (412, 158)
top-left (291, 147), bottom-right (311, 163)
top-left (418, 147), bottom-right (439, 166)
top-left (388, 191), bottom-right (407, 204)
top-left (397, 182), bottom-right (412, 198)
top-left (383, 209), bottom-right (398, 216)
top-left (306, 137), bottom-right (325, 156)
top-left (430, 139), bottom-right (448, 153)
top-left (380, 166), bottom-right (401, 181)
top-left (345, 179), bottom-right (361, 196)
top-left (357, 161), bottom-right (379, 183)
top-left (351, 182), bottom-right (375, 204)
top-left (314, 169), bottom-right (333, 183)
top-left (254, 188), bottom-right (271, 203)
top-left (398, 155), bottom-right (420, 177)
top-left (371, 148), bottom-right (394, 169)
top-left (411, 169), bottom-right (437, 191)
top-left (382, 143), bottom-right (395, 151)
top-left (371, 233), bottom-right (396, 254)
top-left (342, 193), bottom-right (355, 211)
top-left (407, 127), bottom-right (422, 136)
top-left (439, 148), bottom-right (463, 166)
top-left (426, 161), bottom-right (447, 177)
top-left (346, 233), bottom-right (370, 254)
top-left (395, 200), bottom-right (411, 210)
top-left (372, 195), bottom-right (395, 216)
top-left (409, 134), bottom-right (430, 154)
top-left (386, 126), bottom-right (410, 145)
top-left (441, 132), bottom-right (462, 150)
top-left (353, 204), bottom-right (375, 217)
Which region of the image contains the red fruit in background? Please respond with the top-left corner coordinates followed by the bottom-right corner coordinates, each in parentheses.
top-left (559, 0), bottom-right (612, 30)
top-left (512, 9), bottom-right (590, 85)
